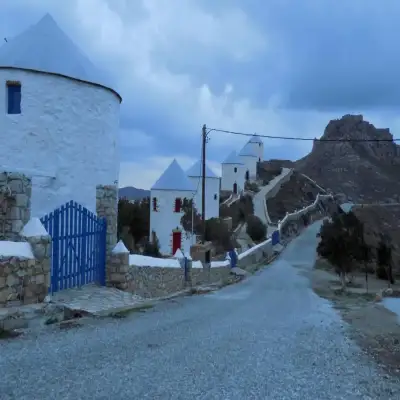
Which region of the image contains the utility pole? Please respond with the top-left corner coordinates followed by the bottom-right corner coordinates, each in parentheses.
top-left (201, 124), bottom-right (207, 242)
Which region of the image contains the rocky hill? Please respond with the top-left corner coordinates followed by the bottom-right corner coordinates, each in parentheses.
top-left (295, 114), bottom-right (400, 203)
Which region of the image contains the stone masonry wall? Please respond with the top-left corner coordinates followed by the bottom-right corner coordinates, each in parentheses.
top-left (96, 185), bottom-right (118, 257)
top-left (280, 198), bottom-right (329, 240)
top-left (191, 266), bottom-right (232, 287)
top-left (0, 172), bottom-right (31, 241)
top-left (128, 265), bottom-right (185, 298)
top-left (237, 240), bottom-right (274, 271)
top-left (108, 251), bottom-right (134, 291)
top-left (0, 235), bottom-right (51, 307)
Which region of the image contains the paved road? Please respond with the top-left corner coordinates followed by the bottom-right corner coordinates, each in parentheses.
top-left (2, 222), bottom-right (400, 399)
top-left (253, 168), bottom-right (292, 225)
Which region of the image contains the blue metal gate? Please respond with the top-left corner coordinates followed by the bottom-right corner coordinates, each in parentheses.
top-left (40, 200), bottom-right (107, 293)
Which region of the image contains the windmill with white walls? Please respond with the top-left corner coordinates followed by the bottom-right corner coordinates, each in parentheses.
top-left (0, 14), bottom-right (121, 216)
top-left (221, 151), bottom-right (245, 194)
top-left (186, 160), bottom-right (220, 220)
top-left (149, 159), bottom-right (196, 255)
top-left (239, 142), bottom-right (259, 181)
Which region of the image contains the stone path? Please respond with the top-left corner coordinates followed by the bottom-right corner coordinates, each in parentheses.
top-left (253, 167), bottom-right (292, 227)
top-left (2, 221), bottom-right (399, 399)
top-left (50, 284), bottom-right (144, 316)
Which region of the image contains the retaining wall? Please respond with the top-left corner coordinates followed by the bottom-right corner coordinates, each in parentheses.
top-left (278, 194), bottom-right (333, 239)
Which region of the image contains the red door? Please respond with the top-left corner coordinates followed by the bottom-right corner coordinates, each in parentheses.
top-left (172, 230), bottom-right (182, 254)
top-left (233, 183), bottom-right (238, 194)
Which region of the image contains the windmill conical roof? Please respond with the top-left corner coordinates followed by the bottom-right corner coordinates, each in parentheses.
top-left (0, 13), bottom-right (120, 100)
top-left (222, 151), bottom-right (244, 165)
top-left (186, 160), bottom-right (218, 178)
top-left (249, 134), bottom-right (263, 144)
top-left (239, 142), bottom-right (258, 157)
top-left (151, 159), bottom-right (195, 191)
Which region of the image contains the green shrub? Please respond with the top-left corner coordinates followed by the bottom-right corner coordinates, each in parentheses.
top-left (205, 218), bottom-right (234, 253)
top-left (143, 234), bottom-right (161, 257)
top-left (245, 181), bottom-right (260, 193)
top-left (219, 194), bottom-right (254, 230)
top-left (246, 215), bottom-right (267, 242)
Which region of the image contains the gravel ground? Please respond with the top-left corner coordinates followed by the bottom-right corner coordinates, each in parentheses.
top-left (1, 222), bottom-right (400, 399)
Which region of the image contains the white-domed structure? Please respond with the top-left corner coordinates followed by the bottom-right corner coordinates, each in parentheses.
top-left (186, 159), bottom-right (220, 220)
top-left (0, 14), bottom-right (121, 216)
top-left (239, 142), bottom-right (259, 180)
top-left (221, 151), bottom-right (245, 193)
top-left (248, 134), bottom-right (264, 162)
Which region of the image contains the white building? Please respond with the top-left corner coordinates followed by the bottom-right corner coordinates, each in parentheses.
top-left (248, 134), bottom-right (264, 162)
top-left (150, 159), bottom-right (195, 255)
top-left (221, 151), bottom-right (245, 194)
top-left (239, 141), bottom-right (259, 180)
top-left (0, 14), bottom-right (121, 216)
top-left (186, 160), bottom-right (220, 220)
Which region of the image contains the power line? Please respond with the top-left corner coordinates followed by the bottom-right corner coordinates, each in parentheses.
top-left (207, 127), bottom-right (400, 143)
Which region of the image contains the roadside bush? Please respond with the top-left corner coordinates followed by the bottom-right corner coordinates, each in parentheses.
top-left (205, 218), bottom-right (234, 253)
top-left (376, 239), bottom-right (395, 285)
top-left (301, 213), bottom-right (310, 226)
top-left (219, 194), bottom-right (254, 230)
top-left (143, 235), bottom-right (161, 257)
top-left (246, 215), bottom-right (267, 242)
top-left (245, 181), bottom-right (260, 193)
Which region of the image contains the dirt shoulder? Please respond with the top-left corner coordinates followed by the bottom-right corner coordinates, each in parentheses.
top-left (309, 259), bottom-right (400, 378)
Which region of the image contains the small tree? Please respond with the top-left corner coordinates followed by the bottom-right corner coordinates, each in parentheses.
top-left (246, 215), bottom-right (267, 242)
top-left (180, 198), bottom-right (203, 239)
top-left (376, 237), bottom-right (394, 287)
top-left (204, 217), bottom-right (234, 253)
top-left (317, 211), bottom-right (371, 289)
top-left (143, 234), bottom-right (161, 257)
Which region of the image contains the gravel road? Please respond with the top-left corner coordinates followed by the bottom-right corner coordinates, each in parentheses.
top-left (2, 221), bottom-right (400, 399)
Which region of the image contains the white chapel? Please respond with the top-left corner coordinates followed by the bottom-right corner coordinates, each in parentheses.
top-left (0, 14), bottom-right (121, 216)
top-left (150, 159), bottom-right (196, 255)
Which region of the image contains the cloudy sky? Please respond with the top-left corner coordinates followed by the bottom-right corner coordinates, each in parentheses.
top-left (2, 0), bottom-right (400, 189)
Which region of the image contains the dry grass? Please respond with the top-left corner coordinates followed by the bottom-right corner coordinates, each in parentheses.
top-left (311, 258), bottom-right (400, 378)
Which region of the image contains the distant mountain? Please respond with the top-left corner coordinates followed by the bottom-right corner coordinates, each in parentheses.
top-left (118, 186), bottom-right (150, 200)
top-left (295, 114), bottom-right (400, 204)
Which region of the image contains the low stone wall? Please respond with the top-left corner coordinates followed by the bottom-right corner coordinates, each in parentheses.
top-left (128, 265), bottom-right (185, 298)
top-left (237, 239), bottom-right (274, 271)
top-left (0, 234), bottom-right (51, 307)
top-left (280, 197), bottom-right (330, 240)
top-left (191, 266), bottom-right (231, 287)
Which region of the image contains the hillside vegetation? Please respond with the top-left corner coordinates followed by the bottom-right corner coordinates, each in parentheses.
top-left (266, 171), bottom-right (322, 223)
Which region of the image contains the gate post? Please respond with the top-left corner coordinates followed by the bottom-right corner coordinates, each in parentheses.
top-left (96, 185), bottom-right (118, 285)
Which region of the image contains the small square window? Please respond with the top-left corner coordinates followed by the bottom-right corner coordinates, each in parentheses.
top-left (214, 194), bottom-right (217, 200)
top-left (7, 81), bottom-right (21, 115)
top-left (234, 167), bottom-right (237, 173)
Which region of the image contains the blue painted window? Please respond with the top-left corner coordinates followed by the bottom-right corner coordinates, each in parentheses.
top-left (7, 83), bottom-right (21, 114)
